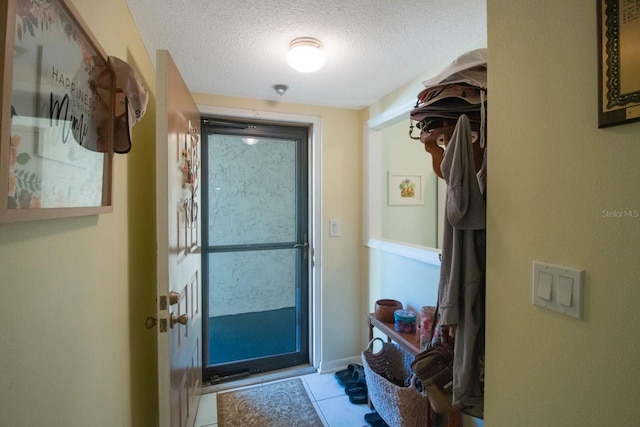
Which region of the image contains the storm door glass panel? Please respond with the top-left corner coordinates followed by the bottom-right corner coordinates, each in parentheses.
top-left (208, 135), bottom-right (295, 246)
top-left (201, 121), bottom-right (309, 383)
top-left (208, 249), bottom-right (297, 364)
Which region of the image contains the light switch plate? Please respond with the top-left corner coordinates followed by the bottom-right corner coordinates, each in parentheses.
top-left (537, 271), bottom-right (553, 300)
top-left (329, 219), bottom-right (341, 237)
top-left (532, 261), bottom-right (584, 319)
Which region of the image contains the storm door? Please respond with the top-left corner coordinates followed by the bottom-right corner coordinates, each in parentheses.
top-left (200, 118), bottom-right (310, 384)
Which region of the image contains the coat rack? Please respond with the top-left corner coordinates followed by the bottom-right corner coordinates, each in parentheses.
top-left (409, 118), bottom-right (485, 179)
top-left (408, 49), bottom-right (488, 420)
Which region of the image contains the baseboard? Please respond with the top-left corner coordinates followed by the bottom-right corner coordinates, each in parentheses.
top-left (317, 355), bottom-right (363, 374)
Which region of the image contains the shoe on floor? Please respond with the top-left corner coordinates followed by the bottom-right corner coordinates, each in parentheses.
top-left (348, 391), bottom-right (368, 405)
top-left (364, 411), bottom-right (382, 423)
top-left (337, 364), bottom-right (365, 387)
top-left (344, 383), bottom-right (367, 395)
top-left (333, 363), bottom-right (361, 383)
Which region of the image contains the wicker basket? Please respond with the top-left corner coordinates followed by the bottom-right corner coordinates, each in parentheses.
top-left (362, 338), bottom-right (431, 427)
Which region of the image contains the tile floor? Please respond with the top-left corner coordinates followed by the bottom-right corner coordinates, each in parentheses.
top-left (194, 370), bottom-right (378, 427)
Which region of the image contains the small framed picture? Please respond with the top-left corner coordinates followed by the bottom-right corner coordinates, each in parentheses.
top-left (388, 172), bottom-right (424, 206)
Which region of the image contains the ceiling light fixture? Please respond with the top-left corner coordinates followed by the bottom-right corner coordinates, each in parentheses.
top-left (273, 84), bottom-right (289, 95)
top-left (287, 37), bottom-right (326, 73)
top-left (242, 137), bottom-right (260, 146)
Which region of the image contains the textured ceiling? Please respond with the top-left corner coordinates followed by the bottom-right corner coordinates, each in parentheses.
top-left (124, 0), bottom-right (486, 109)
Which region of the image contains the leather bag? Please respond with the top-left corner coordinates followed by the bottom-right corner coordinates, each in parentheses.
top-left (411, 337), bottom-right (455, 413)
top-left (411, 303), bottom-right (456, 414)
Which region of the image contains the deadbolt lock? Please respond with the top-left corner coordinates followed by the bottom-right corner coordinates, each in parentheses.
top-left (169, 291), bottom-right (180, 305)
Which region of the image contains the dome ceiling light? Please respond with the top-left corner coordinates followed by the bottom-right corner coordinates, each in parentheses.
top-left (287, 37), bottom-right (326, 73)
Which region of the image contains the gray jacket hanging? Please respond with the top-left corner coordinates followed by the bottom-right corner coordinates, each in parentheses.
top-left (438, 114), bottom-right (486, 409)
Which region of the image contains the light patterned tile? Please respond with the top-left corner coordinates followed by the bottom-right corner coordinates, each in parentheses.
top-left (302, 372), bottom-right (345, 401)
top-left (316, 394), bottom-right (371, 427)
top-left (195, 392), bottom-right (218, 427)
top-left (311, 401), bottom-right (330, 427)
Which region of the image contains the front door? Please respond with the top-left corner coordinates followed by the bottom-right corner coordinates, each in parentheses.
top-left (200, 119), bottom-right (310, 383)
top-left (156, 50), bottom-right (202, 427)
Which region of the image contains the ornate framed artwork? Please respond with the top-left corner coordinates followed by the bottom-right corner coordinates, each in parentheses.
top-left (598, 0), bottom-right (640, 127)
top-left (388, 171), bottom-right (424, 206)
top-left (0, 0), bottom-right (114, 223)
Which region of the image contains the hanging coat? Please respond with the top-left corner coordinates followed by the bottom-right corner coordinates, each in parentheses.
top-left (438, 114), bottom-right (486, 409)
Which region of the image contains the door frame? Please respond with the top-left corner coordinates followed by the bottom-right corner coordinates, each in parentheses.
top-left (197, 104), bottom-right (322, 370)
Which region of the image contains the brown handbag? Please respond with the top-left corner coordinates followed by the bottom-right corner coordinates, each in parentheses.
top-left (411, 312), bottom-right (456, 414)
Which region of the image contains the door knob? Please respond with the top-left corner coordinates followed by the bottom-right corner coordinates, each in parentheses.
top-left (170, 312), bottom-right (188, 328)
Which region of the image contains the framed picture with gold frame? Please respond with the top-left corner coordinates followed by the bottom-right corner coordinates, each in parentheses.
top-left (0, 0), bottom-right (114, 223)
top-left (598, 0), bottom-right (640, 127)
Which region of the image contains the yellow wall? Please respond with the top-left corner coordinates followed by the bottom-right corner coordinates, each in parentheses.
top-left (486, 1), bottom-right (640, 425)
top-left (193, 93), bottom-right (366, 365)
top-left (0, 1), bottom-right (158, 426)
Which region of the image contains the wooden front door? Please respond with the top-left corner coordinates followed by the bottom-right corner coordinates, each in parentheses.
top-left (156, 49), bottom-right (202, 427)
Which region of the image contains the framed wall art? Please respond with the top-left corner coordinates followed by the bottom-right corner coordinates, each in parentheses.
top-left (598, 0), bottom-right (640, 127)
top-left (388, 171), bottom-right (424, 206)
top-left (0, 0), bottom-right (114, 223)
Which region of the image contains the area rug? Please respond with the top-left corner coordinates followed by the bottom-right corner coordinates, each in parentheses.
top-left (217, 378), bottom-right (323, 427)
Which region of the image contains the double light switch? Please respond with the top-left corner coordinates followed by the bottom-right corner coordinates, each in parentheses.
top-left (533, 261), bottom-right (584, 319)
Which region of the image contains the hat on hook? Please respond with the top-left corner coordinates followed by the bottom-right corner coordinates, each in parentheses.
top-left (109, 56), bottom-right (149, 154)
top-left (421, 48), bottom-right (488, 88)
top-left (410, 84), bottom-right (484, 124)
top-left (416, 84), bottom-right (483, 108)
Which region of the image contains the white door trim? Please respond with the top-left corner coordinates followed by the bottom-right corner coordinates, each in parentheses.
top-left (197, 104), bottom-right (322, 370)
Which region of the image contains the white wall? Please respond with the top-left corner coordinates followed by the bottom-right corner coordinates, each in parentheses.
top-left (368, 248), bottom-right (440, 316)
top-left (485, 1), bottom-right (640, 425)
